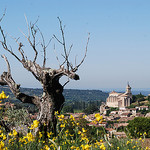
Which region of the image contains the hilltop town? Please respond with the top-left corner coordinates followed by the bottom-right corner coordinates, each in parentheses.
top-left (60, 84), bottom-right (150, 140)
top-left (0, 84), bottom-right (150, 140)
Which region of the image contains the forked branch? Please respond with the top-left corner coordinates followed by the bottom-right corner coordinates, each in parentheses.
top-left (54, 18), bottom-right (89, 76)
top-left (72, 33), bottom-right (90, 72)
top-left (0, 55), bottom-right (40, 107)
top-left (54, 17), bottom-right (71, 71)
top-left (0, 26), bottom-right (22, 63)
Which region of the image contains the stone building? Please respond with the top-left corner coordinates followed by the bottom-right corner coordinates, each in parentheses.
top-left (106, 84), bottom-right (132, 108)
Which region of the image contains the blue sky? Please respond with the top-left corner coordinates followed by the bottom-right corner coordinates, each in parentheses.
top-left (0, 0), bottom-right (150, 90)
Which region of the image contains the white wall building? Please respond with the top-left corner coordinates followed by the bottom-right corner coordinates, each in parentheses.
top-left (106, 84), bottom-right (132, 108)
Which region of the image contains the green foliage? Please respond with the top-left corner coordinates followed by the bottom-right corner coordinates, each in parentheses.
top-left (106, 107), bottom-right (119, 116)
top-left (83, 104), bottom-right (99, 115)
top-left (132, 93), bottom-right (145, 103)
top-left (0, 86), bottom-right (108, 102)
top-left (127, 117), bottom-right (150, 138)
top-left (110, 107), bottom-right (119, 111)
top-left (139, 109), bottom-right (150, 115)
top-left (106, 138), bottom-right (142, 150)
top-left (106, 109), bottom-right (111, 116)
top-left (0, 105), bottom-right (146, 150)
top-left (4, 107), bottom-right (31, 127)
top-left (0, 86), bottom-right (107, 113)
top-left (148, 96), bottom-right (150, 102)
top-left (62, 105), bottom-right (74, 113)
top-left (64, 89), bottom-right (108, 102)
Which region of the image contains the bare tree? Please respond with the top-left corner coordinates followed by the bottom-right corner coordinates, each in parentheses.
top-left (0, 15), bottom-right (89, 135)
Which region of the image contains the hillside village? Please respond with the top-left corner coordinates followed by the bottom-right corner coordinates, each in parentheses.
top-left (61, 84), bottom-right (150, 139)
top-left (0, 84), bottom-right (150, 140)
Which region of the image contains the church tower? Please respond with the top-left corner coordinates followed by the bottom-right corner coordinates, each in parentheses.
top-left (125, 82), bottom-right (132, 99)
top-left (126, 82), bottom-right (131, 93)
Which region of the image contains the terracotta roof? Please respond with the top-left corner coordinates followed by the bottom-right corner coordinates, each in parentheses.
top-left (113, 132), bottom-right (126, 135)
top-left (114, 123), bottom-right (129, 128)
top-left (139, 106), bottom-right (148, 108)
top-left (129, 108), bottom-right (137, 110)
top-left (121, 113), bottom-right (132, 116)
top-left (105, 128), bottom-right (116, 131)
top-left (110, 91), bottom-right (117, 94)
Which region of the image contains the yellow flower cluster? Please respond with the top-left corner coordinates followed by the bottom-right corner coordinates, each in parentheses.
top-left (92, 113), bottom-right (103, 124)
top-left (0, 91), bottom-right (9, 99)
top-left (94, 140), bottom-right (106, 150)
top-left (81, 144), bottom-right (91, 150)
top-left (0, 109), bottom-right (149, 150)
top-left (30, 120), bottom-right (39, 129)
top-left (0, 141), bottom-right (7, 150)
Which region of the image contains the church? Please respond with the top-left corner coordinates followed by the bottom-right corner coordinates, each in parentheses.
top-left (106, 84), bottom-right (132, 108)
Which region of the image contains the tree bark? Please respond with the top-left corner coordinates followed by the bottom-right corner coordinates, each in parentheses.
top-left (0, 17), bottom-right (89, 136)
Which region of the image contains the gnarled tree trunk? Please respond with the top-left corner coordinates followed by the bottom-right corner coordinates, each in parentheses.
top-left (0, 15), bottom-right (89, 135)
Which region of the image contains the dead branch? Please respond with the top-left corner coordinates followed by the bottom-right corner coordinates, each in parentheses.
top-left (53, 17), bottom-right (71, 71)
top-left (36, 26), bottom-right (53, 68)
top-left (0, 26), bottom-right (22, 63)
top-left (54, 44), bottom-right (61, 67)
top-left (1, 55), bottom-right (11, 74)
top-left (0, 9), bottom-right (6, 22)
top-left (0, 55), bottom-right (40, 107)
top-left (72, 33), bottom-right (90, 72)
top-left (63, 78), bottom-right (70, 87)
top-left (60, 44), bottom-right (73, 68)
top-left (20, 20), bottom-right (39, 63)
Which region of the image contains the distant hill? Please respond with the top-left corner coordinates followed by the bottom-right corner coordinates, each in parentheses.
top-left (64, 89), bottom-right (108, 102)
top-left (0, 86), bottom-right (108, 103)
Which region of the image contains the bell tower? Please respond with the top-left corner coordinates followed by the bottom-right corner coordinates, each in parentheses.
top-left (126, 82), bottom-right (131, 93)
top-left (125, 82), bottom-right (132, 98)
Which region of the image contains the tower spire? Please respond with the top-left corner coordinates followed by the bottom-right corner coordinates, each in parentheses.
top-left (126, 82), bottom-right (131, 94)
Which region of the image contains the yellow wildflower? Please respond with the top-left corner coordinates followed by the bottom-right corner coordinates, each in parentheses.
top-left (81, 144), bottom-right (91, 150)
top-left (13, 129), bottom-right (18, 136)
top-left (132, 145), bottom-right (136, 149)
top-left (0, 91), bottom-right (9, 99)
top-left (126, 141), bottom-right (130, 145)
top-left (71, 146), bottom-right (76, 150)
top-left (55, 111), bottom-right (59, 115)
top-left (3, 134), bottom-right (6, 140)
top-left (95, 113), bottom-right (103, 122)
top-left (33, 120), bottom-right (39, 128)
top-left (30, 120), bottom-right (39, 129)
top-left (82, 128), bottom-right (87, 133)
top-left (139, 137), bottom-right (142, 141)
top-left (78, 131), bottom-right (81, 134)
top-left (60, 114), bottom-right (64, 118)
top-left (47, 132), bottom-right (53, 138)
top-left (83, 115), bottom-right (87, 119)
top-left (69, 134), bottom-right (74, 137)
top-left (100, 143), bottom-right (106, 150)
top-left (8, 132), bottom-right (12, 137)
top-left (26, 132), bottom-right (34, 142)
top-left (39, 132), bottom-right (42, 138)
top-left (70, 115), bottom-right (75, 121)
top-left (0, 141), bottom-right (5, 150)
top-left (43, 145), bottom-right (50, 150)
top-left (140, 133), bottom-right (142, 136)
top-left (60, 124), bottom-right (65, 128)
